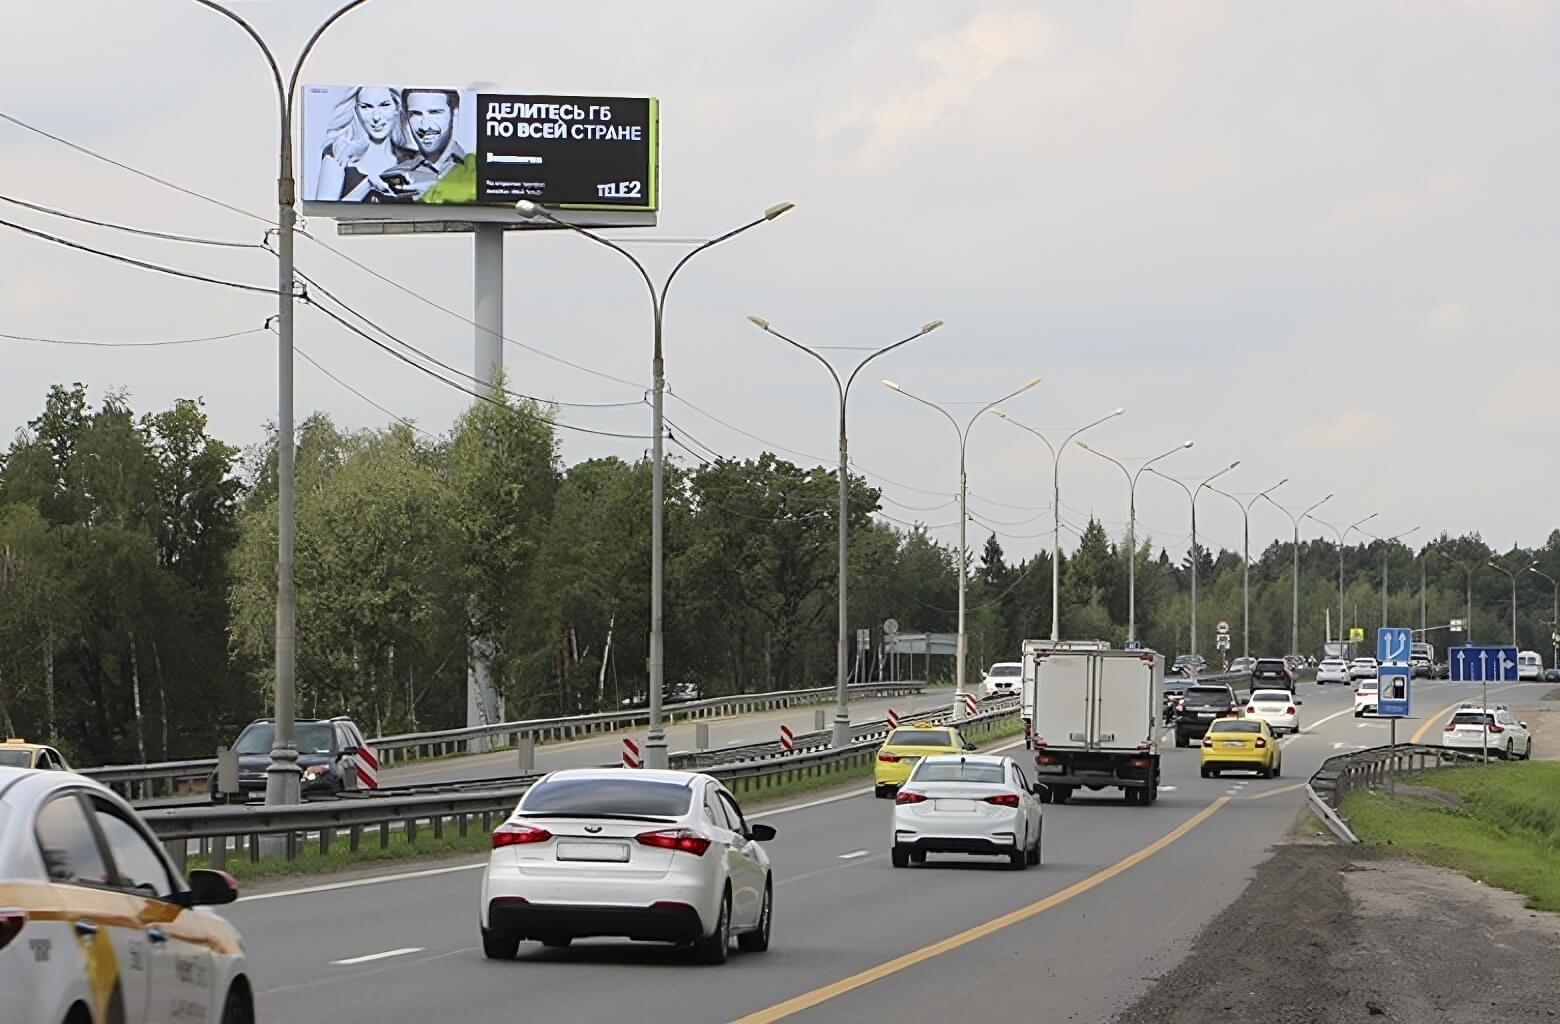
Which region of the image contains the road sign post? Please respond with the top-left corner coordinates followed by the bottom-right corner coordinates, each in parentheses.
top-left (1377, 628), bottom-right (1415, 792)
top-left (1448, 645), bottom-right (1517, 766)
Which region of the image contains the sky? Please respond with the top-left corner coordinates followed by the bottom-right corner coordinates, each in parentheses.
top-left (2, 0), bottom-right (1556, 567)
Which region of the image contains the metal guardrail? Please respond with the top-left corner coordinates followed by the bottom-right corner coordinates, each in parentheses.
top-left (1306, 742), bottom-right (1486, 844)
top-left (142, 702), bottom-right (1021, 871)
top-left (81, 679), bottom-right (928, 799)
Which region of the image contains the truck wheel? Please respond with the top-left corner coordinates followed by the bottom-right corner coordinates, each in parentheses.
top-left (1123, 787), bottom-right (1138, 804)
top-left (1146, 783), bottom-right (1159, 804)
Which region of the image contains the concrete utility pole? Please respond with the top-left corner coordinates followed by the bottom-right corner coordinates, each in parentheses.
top-left (191, 0), bottom-right (377, 806)
top-left (745, 317), bottom-right (943, 747)
top-left (1148, 463), bottom-right (1240, 660)
top-left (1260, 491), bottom-right (1332, 657)
top-left (516, 199), bottom-right (792, 768)
top-left (883, 378), bottom-right (1042, 713)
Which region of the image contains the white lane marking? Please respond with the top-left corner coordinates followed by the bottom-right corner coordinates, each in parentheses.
top-left (260, 947), bottom-right (477, 997)
top-left (1296, 705), bottom-right (1358, 734)
top-left (838, 849), bottom-right (870, 860)
top-left (760, 737), bottom-right (1026, 818)
top-left (1160, 785), bottom-right (1178, 793)
top-left (236, 862), bottom-right (484, 903)
top-left (330, 947), bottom-right (423, 966)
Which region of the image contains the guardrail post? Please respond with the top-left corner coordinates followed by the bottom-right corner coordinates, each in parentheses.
top-left (695, 723), bottom-right (709, 751)
top-left (518, 736), bottom-right (536, 773)
top-left (815, 708), bottom-right (826, 731)
top-left (211, 834), bottom-right (226, 872)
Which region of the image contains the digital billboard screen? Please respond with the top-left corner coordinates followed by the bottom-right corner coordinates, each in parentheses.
top-left (300, 86), bottom-right (658, 213)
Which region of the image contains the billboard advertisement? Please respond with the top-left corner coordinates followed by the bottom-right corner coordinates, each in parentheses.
top-left (300, 85), bottom-right (658, 216)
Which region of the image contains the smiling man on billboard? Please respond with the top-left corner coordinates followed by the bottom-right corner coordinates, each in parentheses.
top-left (380, 88), bottom-right (476, 202)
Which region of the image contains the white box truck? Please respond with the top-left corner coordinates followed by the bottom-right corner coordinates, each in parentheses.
top-left (1021, 639), bottom-right (1162, 805)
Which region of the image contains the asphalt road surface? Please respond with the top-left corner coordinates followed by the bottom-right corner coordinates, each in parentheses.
top-left (224, 678), bottom-right (1551, 1024)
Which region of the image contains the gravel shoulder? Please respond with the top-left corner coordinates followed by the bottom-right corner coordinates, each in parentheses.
top-left (1111, 840), bottom-right (1560, 1023)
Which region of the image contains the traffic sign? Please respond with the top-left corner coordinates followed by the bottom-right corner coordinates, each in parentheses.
top-left (1449, 646), bottom-right (1519, 683)
top-left (1450, 619), bottom-right (1465, 633)
top-left (1215, 634), bottom-right (1231, 651)
top-left (1124, 639), bottom-right (1143, 651)
top-left (1349, 627), bottom-right (1365, 643)
top-left (1377, 627), bottom-right (1413, 665)
top-left (1377, 665), bottom-right (1411, 717)
top-left (1216, 620), bottom-right (1230, 636)
top-left (883, 618), bottom-right (899, 636)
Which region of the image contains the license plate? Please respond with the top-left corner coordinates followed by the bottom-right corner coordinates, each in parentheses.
top-left (1220, 740), bottom-right (1244, 747)
top-left (556, 841), bottom-right (630, 862)
top-left (933, 799), bottom-right (976, 812)
top-left (1198, 712), bottom-right (1216, 718)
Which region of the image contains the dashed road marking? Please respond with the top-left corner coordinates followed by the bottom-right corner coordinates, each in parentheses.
top-left (331, 947), bottom-right (423, 966)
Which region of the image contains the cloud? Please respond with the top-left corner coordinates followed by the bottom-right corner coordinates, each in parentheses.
top-left (822, 8), bottom-right (1054, 159)
top-left (1291, 410), bottom-right (1391, 450)
top-left (1425, 301), bottom-right (1471, 336)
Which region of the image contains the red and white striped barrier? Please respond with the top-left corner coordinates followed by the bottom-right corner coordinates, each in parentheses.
top-left (960, 692), bottom-right (978, 716)
top-left (622, 737), bottom-right (641, 769)
top-left (353, 746), bottom-right (380, 790)
top-left (779, 724), bottom-right (795, 753)
top-left (886, 708), bottom-right (900, 729)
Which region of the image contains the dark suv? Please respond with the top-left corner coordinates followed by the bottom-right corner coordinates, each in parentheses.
top-left (1175, 685), bottom-right (1241, 747)
top-left (1251, 658), bottom-right (1294, 690)
top-left (210, 716), bottom-right (371, 802)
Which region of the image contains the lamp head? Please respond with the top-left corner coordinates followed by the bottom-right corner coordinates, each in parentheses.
top-left (746, 315), bottom-right (770, 330)
top-left (1182, 440), bottom-right (1195, 449)
top-left (882, 379), bottom-right (901, 391)
top-left (992, 408), bottom-right (1008, 419)
top-left (763, 202), bottom-right (796, 220)
top-left (515, 199), bottom-right (540, 218)
top-left (921, 320), bottom-right (944, 334)
top-left (1023, 376), bottom-right (1043, 389)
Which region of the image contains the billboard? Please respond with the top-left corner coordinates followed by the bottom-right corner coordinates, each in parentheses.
top-left (299, 85), bottom-right (658, 222)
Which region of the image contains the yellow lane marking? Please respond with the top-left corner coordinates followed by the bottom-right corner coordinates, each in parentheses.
top-left (1247, 781), bottom-right (1307, 801)
top-left (725, 797), bottom-right (1232, 1024)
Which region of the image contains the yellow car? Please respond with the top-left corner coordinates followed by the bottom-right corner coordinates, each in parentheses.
top-left (874, 723), bottom-right (973, 798)
top-left (1200, 718), bottom-right (1281, 778)
top-left (0, 738), bottom-right (71, 771)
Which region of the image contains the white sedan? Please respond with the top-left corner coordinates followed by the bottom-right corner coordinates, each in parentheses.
top-left (891, 754), bottom-right (1042, 870)
top-left (480, 768), bottom-right (775, 964)
top-left (1353, 679), bottom-right (1379, 717)
top-left (0, 767), bottom-right (252, 1024)
top-left (1245, 688), bottom-right (1303, 735)
top-left (982, 662), bottom-right (1023, 698)
top-left (1349, 657), bottom-right (1379, 680)
top-left (1316, 658), bottom-right (1351, 685)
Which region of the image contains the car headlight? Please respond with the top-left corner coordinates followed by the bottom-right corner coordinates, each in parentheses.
top-left (302, 765), bottom-right (329, 781)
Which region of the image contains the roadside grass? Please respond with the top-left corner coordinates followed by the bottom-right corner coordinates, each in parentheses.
top-left (186, 715), bottom-right (1026, 884)
top-left (1342, 761), bottom-right (1560, 912)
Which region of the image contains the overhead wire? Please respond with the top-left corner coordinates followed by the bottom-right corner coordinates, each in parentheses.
top-left (0, 215), bottom-right (278, 294)
top-left (0, 327), bottom-right (267, 348)
top-left (0, 192), bottom-right (265, 249)
top-left (295, 345), bottom-right (436, 440)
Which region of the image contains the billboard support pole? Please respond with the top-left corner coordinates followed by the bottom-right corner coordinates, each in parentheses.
top-left (467, 223), bottom-right (505, 743)
top-left (191, 0), bottom-right (377, 809)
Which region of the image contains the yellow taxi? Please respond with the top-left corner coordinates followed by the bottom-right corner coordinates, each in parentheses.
top-left (1199, 717), bottom-right (1282, 779)
top-left (874, 723), bottom-right (974, 798)
top-left (0, 766), bottom-right (253, 1024)
top-left (1, 738), bottom-right (72, 771)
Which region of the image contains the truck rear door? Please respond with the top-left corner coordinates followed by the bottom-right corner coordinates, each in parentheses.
top-left (1093, 652), bottom-right (1158, 752)
top-left (1032, 651), bottom-right (1092, 748)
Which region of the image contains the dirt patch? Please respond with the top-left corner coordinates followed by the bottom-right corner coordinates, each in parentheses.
top-left (1512, 702), bottom-right (1560, 761)
top-left (1391, 783), bottom-right (1462, 809)
top-left (1111, 844), bottom-right (1560, 1023)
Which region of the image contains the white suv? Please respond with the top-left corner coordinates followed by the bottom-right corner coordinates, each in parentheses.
top-left (1353, 679), bottom-right (1379, 717)
top-left (1442, 704), bottom-right (1532, 759)
top-left (1517, 651), bottom-right (1543, 681)
top-left (982, 662), bottom-right (1023, 698)
top-left (1349, 657), bottom-right (1379, 680)
top-left (1316, 658), bottom-right (1351, 685)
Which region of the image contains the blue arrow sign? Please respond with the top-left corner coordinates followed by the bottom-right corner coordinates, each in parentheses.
top-left (1377, 665), bottom-right (1411, 717)
top-left (1377, 627), bottom-right (1413, 665)
top-left (1449, 646), bottom-right (1519, 683)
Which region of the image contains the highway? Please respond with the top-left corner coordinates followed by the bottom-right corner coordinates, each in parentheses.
top-left (225, 678), bottom-right (1550, 1024)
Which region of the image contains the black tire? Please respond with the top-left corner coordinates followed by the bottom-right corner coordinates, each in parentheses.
top-left (1259, 765), bottom-right (1273, 779)
top-left (875, 785), bottom-right (894, 800)
top-left (693, 890), bottom-right (731, 965)
top-left (1354, 709), bottom-right (1363, 718)
top-left (540, 937), bottom-right (571, 949)
top-left (1008, 845), bottom-right (1027, 870)
top-left (891, 846), bottom-right (910, 868)
top-left (1053, 786), bottom-right (1073, 805)
top-left (1505, 741), bottom-right (1514, 761)
top-left (910, 851), bottom-right (926, 865)
top-left (1026, 833), bottom-right (1041, 865)
top-left (218, 984), bottom-right (253, 1024)
top-left (1525, 740), bottom-right (1533, 760)
top-left (1175, 733), bottom-right (1188, 748)
top-left (1037, 786), bottom-right (1053, 804)
top-left (1200, 767), bottom-right (1211, 779)
top-left (1273, 759), bottom-right (1282, 778)
top-left (482, 928), bottom-right (520, 961)
top-left (737, 879), bottom-right (772, 953)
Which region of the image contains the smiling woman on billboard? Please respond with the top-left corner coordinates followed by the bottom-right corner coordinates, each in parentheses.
top-left (311, 86), bottom-right (414, 202)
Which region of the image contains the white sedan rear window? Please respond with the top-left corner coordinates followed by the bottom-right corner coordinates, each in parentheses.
top-left (1252, 691), bottom-right (1291, 702)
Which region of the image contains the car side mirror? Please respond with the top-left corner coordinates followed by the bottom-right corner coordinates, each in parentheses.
top-left (340, 746), bottom-right (360, 757)
top-left (963, 740), bottom-right (977, 751)
top-left (1520, 722), bottom-right (1528, 729)
top-left (747, 823), bottom-right (777, 842)
top-left (182, 868), bottom-right (238, 907)
top-left (1296, 700), bottom-right (1304, 706)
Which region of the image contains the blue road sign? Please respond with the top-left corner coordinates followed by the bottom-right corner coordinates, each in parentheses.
top-left (1449, 646), bottom-right (1519, 683)
top-left (1377, 627), bottom-right (1413, 665)
top-left (1377, 665), bottom-right (1411, 717)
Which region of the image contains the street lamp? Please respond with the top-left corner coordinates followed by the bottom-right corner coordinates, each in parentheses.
top-left (993, 408), bottom-right (1124, 641)
top-left (1259, 492), bottom-right (1332, 657)
top-left (1529, 567), bottom-right (1558, 669)
top-left (1308, 512), bottom-right (1377, 654)
top-left (517, 199), bottom-right (794, 767)
top-left (1077, 440), bottom-right (1194, 644)
top-left (1361, 527), bottom-right (1420, 629)
top-left (745, 316), bottom-right (943, 747)
top-left (190, 0), bottom-right (377, 805)
top-left (1487, 558), bottom-right (1536, 648)
top-left (1206, 478), bottom-right (1288, 660)
top-left (1147, 462), bottom-right (1240, 660)
top-left (883, 376), bottom-right (1043, 713)
top-left (1429, 549), bottom-right (1480, 645)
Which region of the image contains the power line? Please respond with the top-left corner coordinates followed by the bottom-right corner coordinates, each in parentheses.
top-left (0, 110), bottom-right (271, 225)
top-left (0, 216), bottom-right (278, 294)
top-left (299, 228), bottom-right (646, 391)
top-left (295, 345), bottom-right (436, 439)
top-left (0, 327), bottom-right (267, 348)
top-left (304, 300), bottom-right (652, 441)
top-left (0, 193), bottom-right (264, 249)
